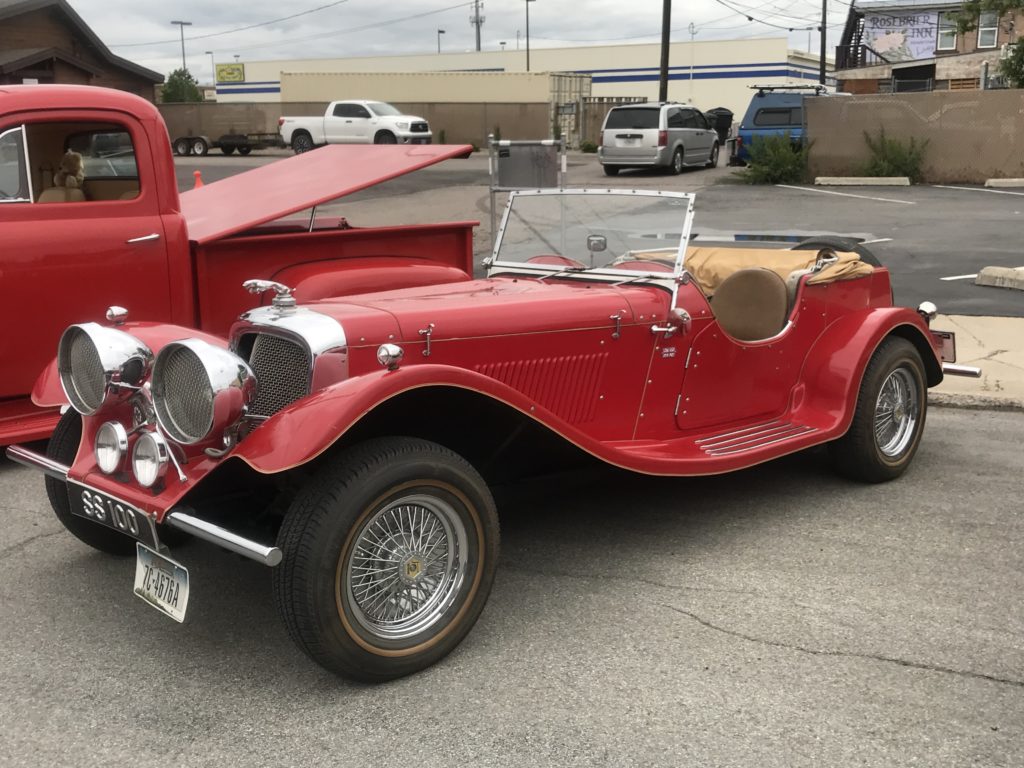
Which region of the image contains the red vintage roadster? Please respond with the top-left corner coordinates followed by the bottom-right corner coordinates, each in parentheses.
top-left (7, 188), bottom-right (978, 681)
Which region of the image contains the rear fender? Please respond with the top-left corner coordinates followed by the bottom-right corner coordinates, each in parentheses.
top-left (790, 308), bottom-right (941, 434)
top-left (32, 322), bottom-right (230, 407)
top-left (232, 364), bottom-right (586, 474)
top-left (271, 257), bottom-right (471, 302)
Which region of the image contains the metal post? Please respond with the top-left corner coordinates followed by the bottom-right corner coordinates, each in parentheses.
top-left (659, 0), bottom-right (671, 102)
top-left (170, 20), bottom-right (192, 71)
top-left (819, 0), bottom-right (827, 85)
top-left (205, 50), bottom-right (215, 84)
top-left (688, 22), bottom-right (696, 102)
top-left (437, 28), bottom-right (446, 54)
top-left (526, 0), bottom-right (533, 72)
top-left (472, 0), bottom-right (482, 52)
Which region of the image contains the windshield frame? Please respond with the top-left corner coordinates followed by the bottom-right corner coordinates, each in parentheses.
top-left (487, 188), bottom-right (696, 281)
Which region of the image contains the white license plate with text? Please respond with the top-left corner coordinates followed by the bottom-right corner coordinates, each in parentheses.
top-left (133, 544), bottom-right (189, 623)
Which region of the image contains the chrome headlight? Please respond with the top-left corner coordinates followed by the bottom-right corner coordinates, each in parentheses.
top-left (132, 431), bottom-right (169, 488)
top-left (151, 339), bottom-right (255, 445)
top-left (58, 324), bottom-right (153, 415)
top-left (95, 421), bottom-right (128, 474)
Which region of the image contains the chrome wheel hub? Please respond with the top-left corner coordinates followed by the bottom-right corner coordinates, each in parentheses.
top-left (874, 366), bottom-right (919, 458)
top-left (346, 494), bottom-right (468, 641)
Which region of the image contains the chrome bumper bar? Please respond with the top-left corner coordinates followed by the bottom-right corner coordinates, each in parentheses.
top-left (943, 363), bottom-right (982, 378)
top-left (4, 445), bottom-right (282, 567)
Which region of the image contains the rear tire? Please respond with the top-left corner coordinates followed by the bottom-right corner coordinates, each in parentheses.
top-left (671, 147), bottom-right (684, 175)
top-left (237, 146), bottom-right (252, 156)
top-left (792, 236), bottom-right (881, 267)
top-left (829, 337), bottom-right (927, 483)
top-left (273, 437), bottom-right (499, 681)
top-left (706, 143), bottom-right (720, 168)
top-left (172, 137), bottom-right (191, 156)
top-left (191, 138), bottom-right (209, 157)
top-left (292, 132), bottom-right (314, 154)
top-left (220, 146), bottom-right (236, 155)
top-left (45, 411), bottom-right (135, 556)
top-left (603, 165), bottom-right (620, 176)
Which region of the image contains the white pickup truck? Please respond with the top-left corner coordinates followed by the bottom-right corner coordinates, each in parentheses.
top-left (278, 100), bottom-right (432, 153)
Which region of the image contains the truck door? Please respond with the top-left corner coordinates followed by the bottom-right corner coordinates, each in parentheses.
top-left (324, 102), bottom-right (350, 143)
top-left (0, 111), bottom-right (173, 400)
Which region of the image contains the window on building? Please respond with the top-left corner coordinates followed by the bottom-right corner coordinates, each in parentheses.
top-left (978, 11), bottom-right (998, 48)
top-left (937, 12), bottom-right (957, 51)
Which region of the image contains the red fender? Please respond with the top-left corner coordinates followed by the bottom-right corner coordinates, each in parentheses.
top-left (31, 322), bottom-right (230, 407)
top-left (790, 307), bottom-right (940, 433)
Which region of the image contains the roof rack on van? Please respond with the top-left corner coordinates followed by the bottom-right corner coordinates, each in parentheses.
top-left (749, 84), bottom-right (829, 95)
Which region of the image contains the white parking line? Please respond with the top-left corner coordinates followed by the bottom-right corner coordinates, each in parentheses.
top-left (934, 185), bottom-right (1024, 197)
top-left (775, 185), bottom-right (916, 205)
top-left (940, 274), bottom-right (978, 281)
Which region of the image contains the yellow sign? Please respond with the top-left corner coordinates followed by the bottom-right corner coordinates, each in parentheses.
top-left (215, 64), bottom-right (244, 83)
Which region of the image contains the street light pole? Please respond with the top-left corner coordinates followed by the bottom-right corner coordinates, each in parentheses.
top-left (437, 28), bottom-right (446, 54)
top-left (205, 50), bottom-right (215, 84)
top-left (658, 0), bottom-right (670, 101)
top-left (819, 0), bottom-right (827, 84)
top-left (526, 0), bottom-right (536, 72)
top-left (170, 20), bottom-right (192, 71)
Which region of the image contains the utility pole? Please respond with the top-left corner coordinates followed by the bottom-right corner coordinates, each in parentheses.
top-left (470, 0), bottom-right (485, 52)
top-left (526, 0), bottom-right (536, 72)
top-left (819, 0), bottom-right (827, 84)
top-left (688, 22), bottom-right (696, 102)
top-left (170, 20), bottom-right (191, 71)
top-left (658, 0), bottom-right (671, 101)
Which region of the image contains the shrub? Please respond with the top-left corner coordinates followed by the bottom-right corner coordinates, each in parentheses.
top-left (740, 134), bottom-right (810, 185)
top-left (862, 129), bottom-right (929, 183)
top-left (438, 129), bottom-right (446, 144)
top-left (579, 140), bottom-right (598, 153)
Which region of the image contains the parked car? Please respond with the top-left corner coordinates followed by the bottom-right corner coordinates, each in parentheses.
top-left (279, 100), bottom-right (432, 153)
top-left (598, 102), bottom-right (719, 176)
top-left (730, 84), bottom-right (836, 165)
top-left (0, 85), bottom-right (475, 445)
top-left (8, 186), bottom-right (980, 682)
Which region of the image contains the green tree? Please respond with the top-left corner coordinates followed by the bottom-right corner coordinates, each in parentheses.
top-left (999, 41), bottom-right (1024, 87)
top-left (162, 68), bottom-right (202, 103)
top-left (955, 1), bottom-right (1022, 31)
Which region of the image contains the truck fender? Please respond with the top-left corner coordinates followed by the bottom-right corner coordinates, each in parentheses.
top-left (32, 322), bottom-right (229, 407)
top-left (271, 258), bottom-right (471, 302)
top-left (789, 307), bottom-right (941, 435)
top-left (232, 364), bottom-right (596, 474)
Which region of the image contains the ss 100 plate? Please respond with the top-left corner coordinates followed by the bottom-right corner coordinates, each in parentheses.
top-left (69, 482), bottom-right (159, 549)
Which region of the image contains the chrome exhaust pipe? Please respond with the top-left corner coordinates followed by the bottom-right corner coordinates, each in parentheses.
top-left (942, 363), bottom-right (982, 378)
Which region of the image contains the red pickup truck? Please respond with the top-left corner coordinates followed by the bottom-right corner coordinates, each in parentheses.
top-left (0, 85), bottom-right (476, 444)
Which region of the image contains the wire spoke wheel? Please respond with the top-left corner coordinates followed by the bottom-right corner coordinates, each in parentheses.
top-left (346, 494), bottom-right (468, 641)
top-left (874, 367), bottom-right (918, 457)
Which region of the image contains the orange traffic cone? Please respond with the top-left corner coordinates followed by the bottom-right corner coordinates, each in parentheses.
top-left (193, 170), bottom-right (204, 188)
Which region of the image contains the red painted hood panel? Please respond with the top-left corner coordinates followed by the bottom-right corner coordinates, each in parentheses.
top-left (180, 144), bottom-right (473, 245)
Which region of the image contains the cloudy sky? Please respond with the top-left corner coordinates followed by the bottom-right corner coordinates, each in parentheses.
top-left (71, 0), bottom-right (849, 81)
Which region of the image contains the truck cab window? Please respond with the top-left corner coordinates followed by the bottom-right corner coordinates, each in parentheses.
top-left (0, 126), bottom-right (32, 203)
top-left (24, 123), bottom-right (140, 202)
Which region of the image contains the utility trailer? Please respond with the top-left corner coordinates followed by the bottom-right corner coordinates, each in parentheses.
top-left (171, 132), bottom-right (285, 156)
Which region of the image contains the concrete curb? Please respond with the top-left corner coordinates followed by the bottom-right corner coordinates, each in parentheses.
top-left (984, 178), bottom-right (1024, 188)
top-left (815, 176), bottom-right (910, 186)
top-left (929, 392), bottom-right (1024, 412)
top-left (976, 266), bottom-right (1024, 290)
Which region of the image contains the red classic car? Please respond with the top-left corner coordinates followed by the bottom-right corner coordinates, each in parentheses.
top-left (7, 187), bottom-right (979, 682)
top-left (0, 84), bottom-right (475, 445)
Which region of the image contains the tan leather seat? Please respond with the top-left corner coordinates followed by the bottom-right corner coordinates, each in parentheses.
top-left (37, 186), bottom-right (86, 203)
top-left (711, 267), bottom-right (789, 342)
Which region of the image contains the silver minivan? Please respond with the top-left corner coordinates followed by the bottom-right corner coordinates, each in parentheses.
top-left (598, 102), bottom-right (719, 176)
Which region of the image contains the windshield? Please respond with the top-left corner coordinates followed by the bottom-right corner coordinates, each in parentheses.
top-left (367, 102), bottom-right (402, 116)
top-left (490, 190), bottom-right (694, 278)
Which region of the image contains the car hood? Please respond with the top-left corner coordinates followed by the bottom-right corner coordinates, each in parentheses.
top-left (179, 143), bottom-right (470, 245)
top-left (307, 277), bottom-right (668, 344)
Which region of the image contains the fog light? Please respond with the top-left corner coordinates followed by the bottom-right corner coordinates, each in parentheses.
top-left (376, 343), bottom-right (404, 370)
top-left (132, 432), bottom-right (169, 488)
top-left (94, 421), bottom-right (128, 474)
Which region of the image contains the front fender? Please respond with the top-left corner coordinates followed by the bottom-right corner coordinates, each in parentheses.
top-left (31, 322), bottom-right (230, 407)
top-left (790, 307), bottom-right (939, 434)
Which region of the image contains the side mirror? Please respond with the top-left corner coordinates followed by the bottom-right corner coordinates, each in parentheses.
top-left (587, 234), bottom-right (607, 253)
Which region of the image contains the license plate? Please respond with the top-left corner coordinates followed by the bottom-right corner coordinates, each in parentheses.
top-left (618, 138), bottom-right (640, 147)
top-left (70, 482), bottom-right (159, 549)
top-left (931, 330), bottom-right (956, 363)
top-left (134, 543), bottom-right (189, 623)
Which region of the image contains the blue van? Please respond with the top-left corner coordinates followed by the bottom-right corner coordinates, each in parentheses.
top-left (731, 84), bottom-right (830, 165)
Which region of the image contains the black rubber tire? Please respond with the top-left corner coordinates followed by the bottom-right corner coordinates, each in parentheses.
top-left (671, 147), bottom-right (684, 175)
top-left (191, 138), bottom-right (209, 157)
top-left (220, 146), bottom-right (236, 155)
top-left (292, 132), bottom-right (314, 154)
top-left (373, 131), bottom-right (397, 145)
top-left (237, 146), bottom-right (252, 156)
top-left (829, 337), bottom-right (927, 484)
top-left (273, 437), bottom-right (500, 682)
top-left (706, 143), bottom-right (720, 168)
top-left (172, 138), bottom-right (191, 157)
top-left (45, 411), bottom-right (136, 556)
top-left (603, 165), bottom-right (620, 176)
top-left (792, 236), bottom-right (882, 267)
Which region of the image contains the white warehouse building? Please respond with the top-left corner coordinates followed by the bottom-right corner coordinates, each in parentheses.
top-left (216, 38), bottom-right (828, 118)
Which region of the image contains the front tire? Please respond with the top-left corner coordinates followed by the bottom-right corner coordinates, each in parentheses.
top-left (273, 437), bottom-right (500, 681)
top-left (829, 337), bottom-right (927, 483)
top-left (45, 411), bottom-right (135, 556)
top-left (374, 131), bottom-right (397, 145)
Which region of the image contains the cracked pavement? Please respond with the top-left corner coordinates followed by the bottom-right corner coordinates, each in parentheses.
top-left (1, 408), bottom-right (1022, 767)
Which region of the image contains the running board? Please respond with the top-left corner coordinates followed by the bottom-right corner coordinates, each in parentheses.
top-left (695, 419), bottom-right (818, 457)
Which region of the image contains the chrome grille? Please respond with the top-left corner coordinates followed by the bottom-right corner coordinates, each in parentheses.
top-left (156, 346), bottom-right (213, 442)
top-left (67, 329), bottom-right (105, 411)
top-left (410, 122), bottom-right (429, 133)
top-left (246, 334), bottom-right (311, 417)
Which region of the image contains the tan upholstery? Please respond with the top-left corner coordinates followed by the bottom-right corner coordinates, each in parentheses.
top-left (710, 268), bottom-right (789, 342)
top-left (37, 186), bottom-right (86, 203)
